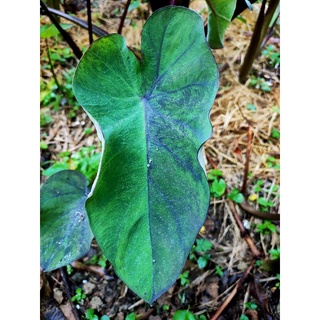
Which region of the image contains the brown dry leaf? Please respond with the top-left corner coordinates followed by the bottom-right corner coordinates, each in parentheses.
top-left (60, 301), bottom-right (77, 320)
top-left (53, 287), bottom-right (64, 304)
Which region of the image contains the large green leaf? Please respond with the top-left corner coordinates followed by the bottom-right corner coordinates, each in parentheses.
top-left (73, 6), bottom-right (219, 303)
top-left (206, 0), bottom-right (237, 49)
top-left (40, 170), bottom-right (93, 271)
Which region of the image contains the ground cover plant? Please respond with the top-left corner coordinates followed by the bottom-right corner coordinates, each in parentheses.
top-left (40, 0), bottom-right (280, 319)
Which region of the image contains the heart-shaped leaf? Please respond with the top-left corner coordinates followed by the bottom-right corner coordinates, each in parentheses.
top-left (40, 170), bottom-right (93, 271)
top-left (206, 0), bottom-right (237, 49)
top-left (73, 6), bottom-right (219, 303)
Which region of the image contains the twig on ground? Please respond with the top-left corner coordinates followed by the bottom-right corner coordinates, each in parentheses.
top-left (241, 125), bottom-right (253, 195)
top-left (60, 268), bottom-right (81, 320)
top-left (210, 260), bottom-right (255, 320)
top-left (228, 199), bottom-right (263, 259)
top-left (239, 201), bottom-right (280, 221)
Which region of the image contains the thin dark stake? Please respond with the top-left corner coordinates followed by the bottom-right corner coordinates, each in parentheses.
top-left (86, 0), bottom-right (93, 44)
top-left (45, 38), bottom-right (60, 90)
top-left (40, 0), bottom-right (82, 60)
top-left (118, 0), bottom-right (132, 35)
top-left (241, 126), bottom-right (253, 195)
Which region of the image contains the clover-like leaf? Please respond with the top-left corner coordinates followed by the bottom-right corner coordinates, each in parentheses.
top-left (40, 170), bottom-right (93, 271)
top-left (73, 6), bottom-right (219, 303)
top-left (206, 0), bottom-right (237, 49)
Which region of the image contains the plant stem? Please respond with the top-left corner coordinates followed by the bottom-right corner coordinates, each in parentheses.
top-left (238, 0), bottom-right (280, 83)
top-left (44, 6), bottom-right (108, 37)
top-left (239, 201), bottom-right (280, 221)
top-left (40, 0), bottom-right (83, 60)
top-left (45, 38), bottom-right (60, 90)
top-left (86, 0), bottom-right (93, 44)
top-left (118, 0), bottom-right (132, 35)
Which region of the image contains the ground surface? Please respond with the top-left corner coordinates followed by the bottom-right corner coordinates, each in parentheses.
top-left (40, 1), bottom-right (280, 319)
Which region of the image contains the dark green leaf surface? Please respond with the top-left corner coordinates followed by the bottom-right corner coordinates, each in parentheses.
top-left (73, 6), bottom-right (219, 303)
top-left (40, 170), bottom-right (93, 271)
top-left (206, 0), bottom-right (237, 49)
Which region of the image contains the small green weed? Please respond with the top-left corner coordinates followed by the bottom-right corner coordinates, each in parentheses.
top-left (40, 111), bottom-right (53, 127)
top-left (66, 264), bottom-right (73, 275)
top-left (245, 301), bottom-right (258, 310)
top-left (208, 169), bottom-right (226, 198)
top-left (239, 315), bottom-right (249, 320)
top-left (178, 270), bottom-right (190, 286)
top-left (85, 308), bottom-right (110, 320)
top-left (271, 127), bottom-right (280, 139)
top-left (173, 309), bottom-right (207, 320)
top-left (71, 287), bottom-right (86, 304)
top-left (40, 70), bottom-right (79, 112)
top-left (256, 220), bottom-right (277, 234)
top-left (85, 254), bottom-right (107, 268)
top-left (262, 45), bottom-right (280, 68)
top-left (125, 312), bottom-right (136, 320)
top-left (42, 146), bottom-right (101, 184)
top-left (265, 156), bottom-right (280, 170)
top-left (269, 247), bottom-right (280, 260)
top-left (214, 265), bottom-right (224, 277)
top-left (249, 76), bottom-right (272, 92)
top-left (257, 197), bottom-right (274, 212)
top-left (227, 188), bottom-right (244, 204)
top-left (162, 304), bottom-right (170, 311)
top-left (189, 238), bottom-right (213, 269)
top-left (275, 273), bottom-right (280, 289)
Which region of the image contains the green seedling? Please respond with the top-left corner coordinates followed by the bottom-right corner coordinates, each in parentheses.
top-left (227, 188), bottom-right (244, 204)
top-left (40, 112), bottom-right (53, 127)
top-left (269, 247), bottom-right (280, 260)
top-left (42, 146), bottom-right (101, 184)
top-left (71, 287), bottom-right (86, 304)
top-left (248, 76), bottom-right (272, 92)
top-left (247, 103), bottom-right (256, 111)
top-left (40, 141), bottom-right (48, 150)
top-left (125, 312), bottom-right (136, 320)
top-left (40, 23), bottom-right (73, 39)
top-left (162, 304), bottom-right (170, 311)
top-left (271, 128), bottom-right (280, 139)
top-left (275, 273), bottom-right (280, 289)
top-left (85, 308), bottom-right (110, 320)
top-left (239, 315), bottom-right (249, 320)
top-left (85, 254), bottom-right (107, 268)
top-left (207, 169), bottom-right (223, 180)
top-left (245, 301), bottom-right (258, 310)
top-left (265, 156), bottom-right (280, 170)
top-left (214, 265), bottom-right (224, 277)
top-left (178, 271), bottom-right (190, 286)
top-left (257, 197), bottom-right (274, 212)
top-left (173, 309), bottom-right (207, 320)
top-left (189, 239), bottom-right (213, 269)
top-left (210, 177), bottom-right (226, 198)
top-left (66, 264), bottom-right (73, 275)
top-left (256, 220), bottom-right (277, 234)
top-left (262, 44), bottom-right (280, 68)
